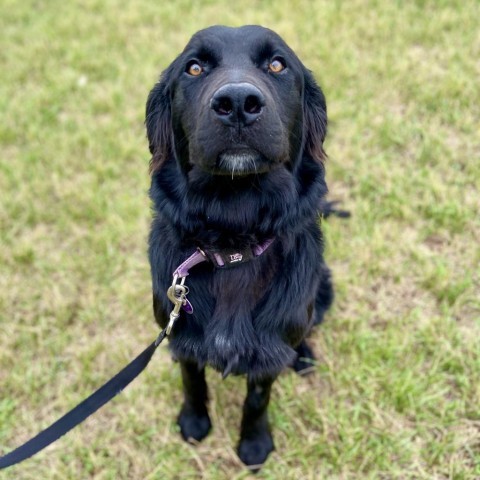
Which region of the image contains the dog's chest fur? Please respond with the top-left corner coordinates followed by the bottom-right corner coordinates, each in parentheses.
top-left (149, 157), bottom-right (327, 378)
top-left (152, 232), bottom-right (322, 378)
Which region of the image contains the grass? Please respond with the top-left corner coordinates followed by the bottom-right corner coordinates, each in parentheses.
top-left (0, 0), bottom-right (479, 478)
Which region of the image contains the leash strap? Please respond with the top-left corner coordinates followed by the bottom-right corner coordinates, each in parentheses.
top-left (0, 329), bottom-right (167, 470)
top-left (0, 239), bottom-right (275, 470)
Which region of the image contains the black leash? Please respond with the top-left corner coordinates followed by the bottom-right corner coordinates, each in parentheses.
top-left (0, 242), bottom-right (275, 470)
top-left (0, 329), bottom-right (167, 470)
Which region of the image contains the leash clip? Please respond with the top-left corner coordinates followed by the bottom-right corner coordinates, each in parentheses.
top-left (166, 275), bottom-right (188, 335)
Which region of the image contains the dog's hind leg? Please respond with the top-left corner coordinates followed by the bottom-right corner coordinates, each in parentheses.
top-left (292, 263), bottom-right (334, 374)
top-left (314, 263), bottom-right (334, 326)
top-left (177, 359), bottom-right (212, 443)
top-left (237, 375), bottom-right (276, 469)
top-left (291, 339), bottom-right (316, 374)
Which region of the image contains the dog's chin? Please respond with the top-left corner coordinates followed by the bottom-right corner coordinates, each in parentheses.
top-left (213, 149), bottom-right (271, 176)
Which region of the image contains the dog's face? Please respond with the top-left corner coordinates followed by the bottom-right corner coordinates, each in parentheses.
top-left (146, 25), bottom-right (327, 176)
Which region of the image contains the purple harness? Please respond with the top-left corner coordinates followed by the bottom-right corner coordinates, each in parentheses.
top-left (165, 238), bottom-right (274, 333)
top-left (173, 238), bottom-right (275, 277)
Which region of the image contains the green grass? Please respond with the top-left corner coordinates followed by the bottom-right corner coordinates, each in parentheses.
top-left (1, 0), bottom-right (479, 478)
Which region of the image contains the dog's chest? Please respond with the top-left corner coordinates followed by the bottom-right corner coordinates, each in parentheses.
top-left (207, 255), bottom-right (278, 314)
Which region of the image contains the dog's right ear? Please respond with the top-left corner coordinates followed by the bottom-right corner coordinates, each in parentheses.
top-left (302, 68), bottom-right (328, 164)
top-left (145, 68), bottom-right (173, 174)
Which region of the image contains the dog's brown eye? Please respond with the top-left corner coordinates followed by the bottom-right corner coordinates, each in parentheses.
top-left (187, 62), bottom-right (203, 76)
top-left (268, 58), bottom-right (285, 73)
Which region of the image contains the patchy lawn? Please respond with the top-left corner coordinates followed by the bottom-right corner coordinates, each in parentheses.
top-left (1, 0), bottom-right (479, 478)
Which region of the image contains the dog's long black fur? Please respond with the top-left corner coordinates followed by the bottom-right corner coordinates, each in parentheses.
top-left (146, 25), bottom-right (334, 468)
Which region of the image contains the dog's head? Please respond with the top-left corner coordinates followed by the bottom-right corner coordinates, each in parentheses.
top-left (146, 25), bottom-right (327, 176)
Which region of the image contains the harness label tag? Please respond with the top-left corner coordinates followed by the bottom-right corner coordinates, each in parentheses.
top-left (229, 253), bottom-right (243, 263)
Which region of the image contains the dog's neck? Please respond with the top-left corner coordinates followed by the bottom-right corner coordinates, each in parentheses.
top-left (149, 154), bottom-right (327, 249)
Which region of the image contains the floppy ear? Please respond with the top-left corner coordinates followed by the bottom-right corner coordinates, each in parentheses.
top-left (145, 69), bottom-right (173, 173)
top-left (303, 69), bottom-right (328, 163)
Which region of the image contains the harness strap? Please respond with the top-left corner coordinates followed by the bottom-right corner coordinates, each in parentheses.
top-left (173, 237), bottom-right (275, 276)
top-left (0, 329), bottom-right (167, 470)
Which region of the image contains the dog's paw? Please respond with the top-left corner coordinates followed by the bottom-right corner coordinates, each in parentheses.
top-left (237, 431), bottom-right (274, 471)
top-left (291, 356), bottom-right (316, 375)
top-left (291, 341), bottom-right (316, 375)
top-left (177, 405), bottom-right (212, 443)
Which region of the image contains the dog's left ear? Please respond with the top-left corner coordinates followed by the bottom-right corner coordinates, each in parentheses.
top-left (303, 69), bottom-right (328, 163)
top-left (145, 65), bottom-right (175, 174)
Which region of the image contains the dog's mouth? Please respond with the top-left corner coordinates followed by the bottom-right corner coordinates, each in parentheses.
top-left (214, 148), bottom-right (270, 176)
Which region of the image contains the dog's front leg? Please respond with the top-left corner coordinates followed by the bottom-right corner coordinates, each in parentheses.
top-left (177, 359), bottom-right (212, 443)
top-left (238, 375), bottom-right (276, 468)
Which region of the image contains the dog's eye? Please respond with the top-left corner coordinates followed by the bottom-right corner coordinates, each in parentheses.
top-left (186, 62), bottom-right (204, 76)
top-left (268, 58), bottom-right (286, 73)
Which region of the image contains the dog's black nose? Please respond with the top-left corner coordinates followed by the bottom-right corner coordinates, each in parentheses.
top-left (210, 83), bottom-right (265, 127)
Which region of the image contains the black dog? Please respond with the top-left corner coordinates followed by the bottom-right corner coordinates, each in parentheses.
top-left (146, 25), bottom-right (334, 468)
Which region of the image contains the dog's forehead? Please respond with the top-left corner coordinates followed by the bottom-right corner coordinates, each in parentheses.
top-left (184, 25), bottom-right (293, 62)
